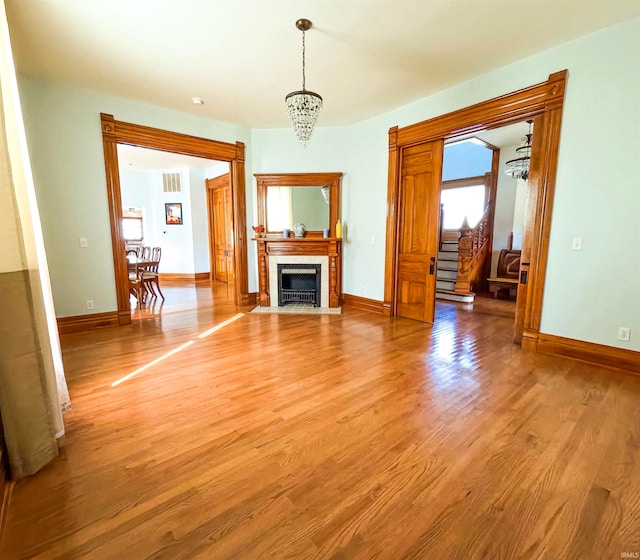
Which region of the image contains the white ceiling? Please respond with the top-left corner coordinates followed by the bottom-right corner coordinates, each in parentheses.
top-left (8, 1), bottom-right (638, 128)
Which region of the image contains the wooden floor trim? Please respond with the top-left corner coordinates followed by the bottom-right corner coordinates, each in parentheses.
top-left (159, 272), bottom-right (211, 281)
top-left (537, 333), bottom-right (640, 375)
top-left (57, 311), bottom-right (119, 335)
top-left (342, 293), bottom-right (386, 315)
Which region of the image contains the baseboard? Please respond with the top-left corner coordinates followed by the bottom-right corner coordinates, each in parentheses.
top-left (536, 333), bottom-right (640, 375)
top-left (57, 311), bottom-right (119, 335)
top-left (158, 272), bottom-right (210, 281)
top-left (247, 292), bottom-right (258, 305)
top-left (342, 294), bottom-right (385, 315)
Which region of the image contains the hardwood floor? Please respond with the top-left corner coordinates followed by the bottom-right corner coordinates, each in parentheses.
top-left (2, 283), bottom-right (639, 559)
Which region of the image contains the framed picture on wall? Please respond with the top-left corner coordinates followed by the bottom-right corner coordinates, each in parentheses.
top-left (165, 203), bottom-right (182, 225)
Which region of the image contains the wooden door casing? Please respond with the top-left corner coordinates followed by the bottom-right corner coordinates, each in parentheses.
top-left (101, 114), bottom-right (250, 323)
top-left (396, 140), bottom-right (443, 323)
top-left (384, 71), bottom-right (567, 347)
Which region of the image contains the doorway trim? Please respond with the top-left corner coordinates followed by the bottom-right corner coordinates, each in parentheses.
top-left (100, 113), bottom-right (249, 325)
top-left (384, 70), bottom-right (567, 347)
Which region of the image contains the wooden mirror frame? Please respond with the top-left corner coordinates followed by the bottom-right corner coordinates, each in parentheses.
top-left (101, 113), bottom-right (250, 325)
top-left (254, 172), bottom-right (342, 238)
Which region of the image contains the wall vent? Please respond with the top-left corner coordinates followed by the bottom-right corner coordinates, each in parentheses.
top-left (162, 172), bottom-right (182, 193)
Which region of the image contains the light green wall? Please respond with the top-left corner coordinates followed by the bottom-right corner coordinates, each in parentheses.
top-left (253, 17), bottom-right (640, 351)
top-left (16, 17), bottom-right (640, 350)
top-left (18, 75), bottom-right (253, 316)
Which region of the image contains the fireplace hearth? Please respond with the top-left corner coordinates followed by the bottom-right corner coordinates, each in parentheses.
top-left (277, 264), bottom-right (321, 307)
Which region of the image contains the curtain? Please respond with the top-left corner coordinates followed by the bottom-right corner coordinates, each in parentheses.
top-left (0, 1), bottom-right (70, 479)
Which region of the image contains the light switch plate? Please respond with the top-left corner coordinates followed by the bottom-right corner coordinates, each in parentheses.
top-left (571, 237), bottom-right (583, 251)
top-left (79, 237), bottom-right (88, 248)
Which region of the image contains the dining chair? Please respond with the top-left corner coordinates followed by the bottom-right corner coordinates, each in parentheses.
top-left (126, 249), bottom-right (146, 306)
top-left (142, 246), bottom-right (164, 300)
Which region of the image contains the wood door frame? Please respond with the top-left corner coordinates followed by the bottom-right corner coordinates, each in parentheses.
top-left (101, 114), bottom-right (249, 325)
top-left (384, 70), bottom-right (567, 348)
top-left (205, 173), bottom-right (232, 284)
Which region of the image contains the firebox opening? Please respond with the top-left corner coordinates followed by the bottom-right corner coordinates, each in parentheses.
top-left (277, 264), bottom-right (321, 307)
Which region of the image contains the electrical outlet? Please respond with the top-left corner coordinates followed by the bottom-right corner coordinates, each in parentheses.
top-left (617, 327), bottom-right (631, 341)
top-left (362, 286), bottom-right (367, 296)
top-left (86, 299), bottom-right (95, 310)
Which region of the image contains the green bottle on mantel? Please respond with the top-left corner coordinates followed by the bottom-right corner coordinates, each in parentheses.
top-left (336, 219), bottom-right (342, 239)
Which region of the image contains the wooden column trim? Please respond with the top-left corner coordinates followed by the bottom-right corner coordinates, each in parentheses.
top-left (383, 126), bottom-right (400, 316)
top-left (523, 108), bottom-right (564, 338)
top-left (232, 142), bottom-right (249, 306)
top-left (100, 115), bottom-right (131, 325)
top-left (100, 114), bottom-right (249, 321)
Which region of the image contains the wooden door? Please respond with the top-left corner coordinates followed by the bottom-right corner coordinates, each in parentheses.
top-left (395, 140), bottom-right (443, 323)
top-left (206, 174), bottom-right (234, 284)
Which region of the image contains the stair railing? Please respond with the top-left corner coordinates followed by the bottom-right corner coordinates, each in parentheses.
top-left (454, 204), bottom-right (492, 294)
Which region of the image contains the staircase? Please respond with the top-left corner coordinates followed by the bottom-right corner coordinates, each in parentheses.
top-left (436, 240), bottom-right (475, 303)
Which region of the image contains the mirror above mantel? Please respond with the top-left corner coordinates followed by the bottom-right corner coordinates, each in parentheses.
top-left (254, 172), bottom-right (342, 237)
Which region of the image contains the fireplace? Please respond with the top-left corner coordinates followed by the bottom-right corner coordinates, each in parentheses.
top-left (277, 264), bottom-right (321, 307)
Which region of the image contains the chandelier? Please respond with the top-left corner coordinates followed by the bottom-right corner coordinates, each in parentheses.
top-left (285, 19), bottom-right (323, 147)
top-left (505, 120), bottom-right (533, 181)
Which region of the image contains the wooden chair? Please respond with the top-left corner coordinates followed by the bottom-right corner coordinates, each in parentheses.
top-left (487, 249), bottom-right (521, 299)
top-left (142, 247), bottom-right (164, 300)
top-left (126, 250), bottom-right (147, 305)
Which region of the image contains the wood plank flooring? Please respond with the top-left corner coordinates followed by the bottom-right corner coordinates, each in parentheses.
top-left (2, 283), bottom-right (639, 559)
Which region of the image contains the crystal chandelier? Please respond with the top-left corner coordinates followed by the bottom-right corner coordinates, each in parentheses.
top-left (505, 120), bottom-right (533, 181)
top-left (285, 19), bottom-right (323, 147)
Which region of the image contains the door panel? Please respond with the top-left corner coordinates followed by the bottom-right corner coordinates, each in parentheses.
top-left (396, 141), bottom-right (443, 323)
top-left (224, 185), bottom-right (235, 284)
top-left (213, 188), bottom-right (228, 282)
top-left (206, 174), bottom-right (234, 284)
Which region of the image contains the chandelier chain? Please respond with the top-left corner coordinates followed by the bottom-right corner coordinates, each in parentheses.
top-left (301, 30), bottom-right (306, 91)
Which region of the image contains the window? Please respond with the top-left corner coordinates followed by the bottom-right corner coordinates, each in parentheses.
top-left (440, 184), bottom-right (486, 229)
top-left (122, 217), bottom-right (143, 242)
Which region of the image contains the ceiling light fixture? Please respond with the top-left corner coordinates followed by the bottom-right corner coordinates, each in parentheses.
top-left (505, 120), bottom-right (533, 181)
top-left (285, 18), bottom-right (323, 148)
top-left (191, 97), bottom-right (205, 105)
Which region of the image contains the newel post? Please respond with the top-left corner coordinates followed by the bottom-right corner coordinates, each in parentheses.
top-left (455, 217), bottom-right (473, 294)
